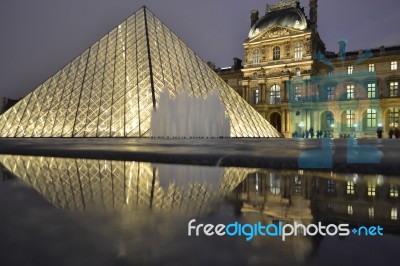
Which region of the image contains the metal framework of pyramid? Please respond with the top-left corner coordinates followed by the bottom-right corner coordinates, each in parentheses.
top-left (0, 7), bottom-right (280, 138)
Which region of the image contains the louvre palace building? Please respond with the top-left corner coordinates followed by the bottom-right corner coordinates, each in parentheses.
top-left (216, 0), bottom-right (400, 138)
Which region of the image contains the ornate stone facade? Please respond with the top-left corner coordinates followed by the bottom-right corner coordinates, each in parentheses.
top-left (217, 0), bottom-right (400, 138)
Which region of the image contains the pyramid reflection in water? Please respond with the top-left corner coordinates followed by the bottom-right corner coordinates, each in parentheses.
top-left (0, 7), bottom-right (280, 138)
top-left (0, 155), bottom-right (253, 213)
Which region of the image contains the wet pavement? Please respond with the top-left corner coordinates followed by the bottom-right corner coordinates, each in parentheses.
top-left (0, 138), bottom-right (399, 174)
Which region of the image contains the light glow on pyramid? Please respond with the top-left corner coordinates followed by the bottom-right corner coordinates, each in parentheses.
top-left (0, 7), bottom-right (280, 138)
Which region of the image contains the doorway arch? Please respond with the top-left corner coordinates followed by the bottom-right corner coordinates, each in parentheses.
top-left (270, 112), bottom-right (282, 133)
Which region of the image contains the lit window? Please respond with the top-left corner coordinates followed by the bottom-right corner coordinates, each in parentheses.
top-left (270, 85), bottom-right (281, 104)
top-left (327, 179), bottom-right (335, 193)
top-left (390, 184), bottom-right (399, 198)
top-left (390, 81), bottom-right (398, 97)
top-left (348, 205), bottom-right (353, 215)
top-left (327, 86), bottom-right (334, 100)
top-left (366, 109), bottom-right (377, 128)
top-left (367, 83), bottom-right (376, 98)
top-left (254, 173), bottom-right (260, 192)
top-left (294, 176), bottom-right (301, 194)
top-left (253, 49), bottom-right (260, 64)
top-left (391, 208), bottom-right (398, 220)
top-left (326, 112), bottom-right (334, 127)
top-left (391, 61), bottom-right (397, 70)
top-left (327, 68), bottom-right (333, 76)
top-left (273, 46), bottom-right (280, 60)
top-left (368, 183), bottom-right (376, 197)
top-left (295, 86), bottom-right (302, 101)
top-left (253, 89), bottom-right (259, 104)
top-left (348, 66), bottom-right (353, 75)
top-left (294, 42), bottom-right (303, 59)
top-left (270, 173), bottom-right (280, 195)
top-left (346, 85), bottom-right (355, 99)
top-left (368, 207), bottom-right (374, 219)
top-left (389, 108), bottom-right (400, 128)
top-left (347, 181), bottom-right (355, 195)
top-left (346, 110), bottom-right (355, 128)
top-left (369, 64), bottom-right (375, 72)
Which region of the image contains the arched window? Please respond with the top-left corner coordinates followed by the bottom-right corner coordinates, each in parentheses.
top-left (253, 49), bottom-right (260, 64)
top-left (273, 46), bottom-right (280, 60)
top-left (295, 42), bottom-right (303, 59)
top-left (270, 85), bottom-right (281, 104)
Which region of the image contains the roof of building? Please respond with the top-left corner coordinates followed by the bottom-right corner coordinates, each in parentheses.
top-left (248, 7), bottom-right (307, 38)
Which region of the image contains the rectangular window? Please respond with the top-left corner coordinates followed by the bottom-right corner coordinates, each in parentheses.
top-left (295, 86), bottom-right (302, 101)
top-left (348, 66), bottom-right (353, 75)
top-left (346, 110), bottom-right (355, 128)
top-left (253, 49), bottom-right (260, 64)
top-left (326, 112), bottom-right (334, 127)
top-left (327, 179), bottom-right (335, 193)
top-left (369, 64), bottom-right (375, 72)
top-left (347, 85), bottom-right (355, 99)
top-left (294, 176), bottom-right (302, 194)
top-left (253, 89), bottom-right (259, 104)
top-left (390, 81), bottom-right (398, 97)
top-left (346, 181), bottom-right (355, 195)
top-left (366, 109), bottom-right (377, 128)
top-left (295, 42), bottom-right (303, 59)
top-left (367, 83), bottom-right (376, 98)
top-left (368, 183), bottom-right (376, 197)
top-left (390, 184), bottom-right (398, 198)
top-left (391, 61), bottom-right (397, 70)
top-left (368, 207), bottom-right (374, 219)
top-left (391, 208), bottom-right (398, 220)
top-left (327, 86), bottom-right (334, 100)
top-left (389, 108), bottom-right (400, 128)
top-left (348, 205), bottom-right (353, 215)
top-left (327, 68), bottom-right (333, 76)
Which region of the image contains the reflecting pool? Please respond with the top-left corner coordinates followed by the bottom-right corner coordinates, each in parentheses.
top-left (1, 155), bottom-right (399, 265)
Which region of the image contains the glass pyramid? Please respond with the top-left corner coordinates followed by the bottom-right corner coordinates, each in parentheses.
top-left (0, 7), bottom-right (280, 138)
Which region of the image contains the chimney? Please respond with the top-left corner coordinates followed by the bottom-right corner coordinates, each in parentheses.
top-left (338, 40), bottom-right (347, 65)
top-left (233, 57), bottom-right (242, 70)
top-left (309, 0), bottom-right (318, 31)
top-left (380, 46), bottom-right (385, 55)
top-left (250, 10), bottom-right (259, 27)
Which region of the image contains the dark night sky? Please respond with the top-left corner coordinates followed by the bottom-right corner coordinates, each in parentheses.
top-left (1, 0), bottom-right (400, 100)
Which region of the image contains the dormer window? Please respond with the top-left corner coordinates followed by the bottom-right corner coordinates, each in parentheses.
top-left (273, 46), bottom-right (280, 60)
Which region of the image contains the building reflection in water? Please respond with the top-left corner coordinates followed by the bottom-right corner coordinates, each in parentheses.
top-left (1, 154), bottom-right (399, 229)
top-left (231, 170), bottom-right (400, 232)
top-left (1, 154), bottom-right (399, 264)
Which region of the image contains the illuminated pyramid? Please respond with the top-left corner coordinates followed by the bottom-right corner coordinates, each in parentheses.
top-left (0, 7), bottom-right (280, 138)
